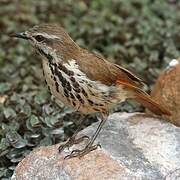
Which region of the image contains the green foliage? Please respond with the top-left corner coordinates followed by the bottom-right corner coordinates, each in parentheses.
top-left (0, 0), bottom-right (179, 178)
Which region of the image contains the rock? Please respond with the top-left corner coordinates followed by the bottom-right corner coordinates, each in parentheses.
top-left (151, 57), bottom-right (180, 126)
top-left (12, 112), bottom-right (180, 180)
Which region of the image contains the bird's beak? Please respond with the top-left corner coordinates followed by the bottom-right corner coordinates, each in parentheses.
top-left (10, 32), bottom-right (29, 40)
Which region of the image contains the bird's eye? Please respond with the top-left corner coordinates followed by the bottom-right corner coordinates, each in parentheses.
top-left (35, 35), bottom-right (44, 42)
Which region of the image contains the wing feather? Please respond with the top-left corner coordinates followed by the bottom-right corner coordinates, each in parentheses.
top-left (76, 49), bottom-right (144, 87)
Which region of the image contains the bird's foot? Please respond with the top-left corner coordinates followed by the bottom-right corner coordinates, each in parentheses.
top-left (64, 143), bottom-right (101, 159)
top-left (58, 135), bottom-right (90, 153)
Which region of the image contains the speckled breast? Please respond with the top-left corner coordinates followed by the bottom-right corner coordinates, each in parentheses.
top-left (42, 59), bottom-right (126, 114)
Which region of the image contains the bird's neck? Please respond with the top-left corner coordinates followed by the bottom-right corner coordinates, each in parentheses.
top-left (38, 40), bottom-right (80, 65)
top-left (58, 39), bottom-right (80, 62)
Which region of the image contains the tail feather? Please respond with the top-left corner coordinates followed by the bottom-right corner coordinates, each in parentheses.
top-left (116, 80), bottom-right (171, 116)
top-left (134, 89), bottom-right (171, 116)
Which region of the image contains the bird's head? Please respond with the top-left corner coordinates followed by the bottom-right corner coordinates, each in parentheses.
top-left (11, 24), bottom-right (78, 62)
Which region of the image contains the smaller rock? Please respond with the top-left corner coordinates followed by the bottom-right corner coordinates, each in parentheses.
top-left (151, 57), bottom-right (180, 126)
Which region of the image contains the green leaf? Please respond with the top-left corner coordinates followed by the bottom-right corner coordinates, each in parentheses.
top-left (20, 104), bottom-right (31, 116)
top-left (6, 131), bottom-right (27, 149)
top-left (44, 115), bottom-right (60, 127)
top-left (0, 138), bottom-right (10, 151)
top-left (3, 107), bottom-right (16, 119)
top-left (29, 115), bottom-right (40, 127)
top-left (0, 83), bottom-right (11, 94)
top-left (0, 168), bottom-right (8, 178)
top-left (34, 89), bottom-right (49, 104)
top-left (39, 136), bottom-right (52, 146)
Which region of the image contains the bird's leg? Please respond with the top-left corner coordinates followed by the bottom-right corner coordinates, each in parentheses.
top-left (58, 116), bottom-right (89, 153)
top-left (65, 113), bottom-right (108, 159)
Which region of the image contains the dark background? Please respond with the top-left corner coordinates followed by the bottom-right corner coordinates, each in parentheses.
top-left (0, 0), bottom-right (179, 178)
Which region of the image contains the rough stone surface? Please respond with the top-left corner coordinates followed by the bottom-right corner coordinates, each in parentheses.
top-left (151, 57), bottom-right (180, 126)
top-left (12, 113), bottom-right (180, 180)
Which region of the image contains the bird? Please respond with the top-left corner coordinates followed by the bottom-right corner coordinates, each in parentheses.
top-left (11, 24), bottom-right (171, 159)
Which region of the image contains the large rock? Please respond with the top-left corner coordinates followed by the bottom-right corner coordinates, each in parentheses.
top-left (12, 113), bottom-right (180, 180)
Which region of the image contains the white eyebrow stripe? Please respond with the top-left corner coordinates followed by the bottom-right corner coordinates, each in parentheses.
top-left (35, 33), bottom-right (61, 40)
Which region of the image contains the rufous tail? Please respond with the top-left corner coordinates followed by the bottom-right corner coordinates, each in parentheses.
top-left (134, 89), bottom-right (171, 116)
top-left (116, 80), bottom-right (171, 116)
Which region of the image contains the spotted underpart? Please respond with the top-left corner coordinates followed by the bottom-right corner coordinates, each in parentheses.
top-left (41, 51), bottom-right (128, 113)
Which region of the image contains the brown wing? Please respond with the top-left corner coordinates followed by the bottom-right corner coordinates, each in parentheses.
top-left (76, 48), bottom-right (144, 87)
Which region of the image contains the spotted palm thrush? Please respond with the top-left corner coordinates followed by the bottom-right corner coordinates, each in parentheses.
top-left (11, 24), bottom-right (171, 159)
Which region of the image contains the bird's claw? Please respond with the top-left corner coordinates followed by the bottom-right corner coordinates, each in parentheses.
top-left (58, 135), bottom-right (90, 153)
top-left (64, 143), bottom-right (101, 159)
